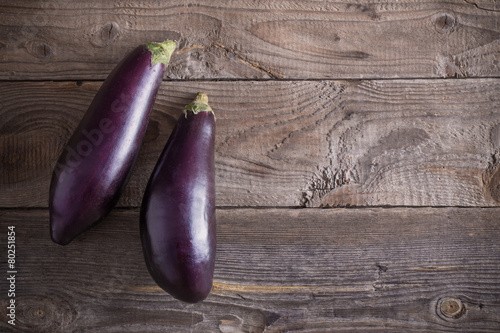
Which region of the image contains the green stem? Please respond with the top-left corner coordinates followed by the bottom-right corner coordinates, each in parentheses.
top-left (184, 92), bottom-right (214, 115)
top-left (146, 40), bottom-right (176, 67)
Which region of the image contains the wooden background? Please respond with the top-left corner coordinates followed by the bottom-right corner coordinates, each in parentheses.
top-left (1, 0), bottom-right (500, 332)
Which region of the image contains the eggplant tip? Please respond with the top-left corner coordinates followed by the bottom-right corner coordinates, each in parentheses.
top-left (50, 218), bottom-right (76, 245)
top-left (172, 290), bottom-right (211, 304)
top-left (50, 231), bottom-right (72, 246)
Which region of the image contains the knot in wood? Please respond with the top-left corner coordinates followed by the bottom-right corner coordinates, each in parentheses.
top-left (24, 40), bottom-right (52, 59)
top-left (34, 308), bottom-right (46, 317)
top-left (100, 22), bottom-right (119, 43)
top-left (439, 297), bottom-right (465, 319)
top-left (89, 22), bottom-right (120, 47)
top-left (434, 13), bottom-right (456, 33)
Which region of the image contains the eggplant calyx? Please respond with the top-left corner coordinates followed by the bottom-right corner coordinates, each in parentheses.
top-left (146, 40), bottom-right (177, 67)
top-left (184, 92), bottom-right (214, 116)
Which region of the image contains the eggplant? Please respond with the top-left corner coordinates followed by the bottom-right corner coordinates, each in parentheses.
top-left (50, 41), bottom-right (176, 245)
top-left (140, 92), bottom-right (216, 303)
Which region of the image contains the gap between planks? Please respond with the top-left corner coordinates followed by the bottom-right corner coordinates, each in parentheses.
top-left (1, 76), bottom-right (500, 84)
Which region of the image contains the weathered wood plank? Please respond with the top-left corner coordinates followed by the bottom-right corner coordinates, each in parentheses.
top-left (1, 79), bottom-right (499, 208)
top-left (0, 0), bottom-right (499, 80)
top-left (1, 208), bottom-right (499, 332)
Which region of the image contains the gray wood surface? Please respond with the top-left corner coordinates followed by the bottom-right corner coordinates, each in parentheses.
top-left (1, 208), bottom-right (499, 332)
top-left (1, 0), bottom-right (499, 80)
top-left (1, 0), bottom-right (499, 331)
top-left (1, 79), bottom-right (499, 208)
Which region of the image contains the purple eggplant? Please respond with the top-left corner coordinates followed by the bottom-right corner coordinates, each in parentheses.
top-left (50, 41), bottom-right (176, 245)
top-left (140, 92), bottom-right (216, 303)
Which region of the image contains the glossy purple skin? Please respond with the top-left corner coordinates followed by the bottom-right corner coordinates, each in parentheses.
top-left (140, 110), bottom-right (216, 303)
top-left (50, 45), bottom-right (166, 245)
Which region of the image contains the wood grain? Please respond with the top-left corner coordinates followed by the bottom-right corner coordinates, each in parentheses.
top-left (1, 1), bottom-right (499, 332)
top-left (1, 207), bottom-right (499, 332)
top-left (1, 79), bottom-right (499, 208)
top-left (0, 0), bottom-right (499, 80)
